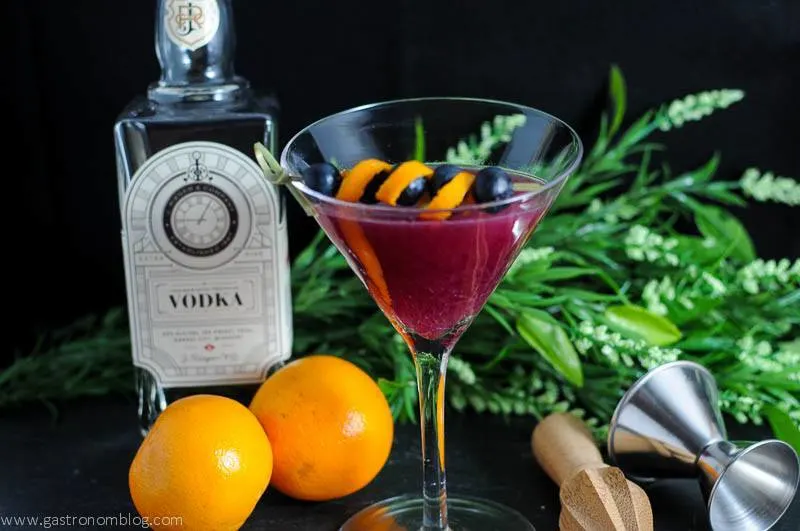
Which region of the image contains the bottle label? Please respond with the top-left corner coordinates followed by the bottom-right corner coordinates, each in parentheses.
top-left (122, 141), bottom-right (292, 387)
top-left (164, 0), bottom-right (221, 51)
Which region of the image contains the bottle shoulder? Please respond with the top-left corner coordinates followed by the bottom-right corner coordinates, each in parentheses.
top-left (115, 91), bottom-right (279, 127)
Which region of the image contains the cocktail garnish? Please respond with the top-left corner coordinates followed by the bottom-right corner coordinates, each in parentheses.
top-left (473, 167), bottom-right (514, 213)
top-left (429, 165), bottom-right (462, 195)
top-left (301, 162), bottom-right (342, 197)
top-left (336, 159), bottom-right (393, 202)
top-left (360, 170), bottom-right (392, 204)
top-left (375, 161), bottom-right (433, 206)
top-left (421, 171), bottom-right (476, 220)
top-left (253, 142), bottom-right (317, 217)
top-left (255, 143), bottom-right (545, 217)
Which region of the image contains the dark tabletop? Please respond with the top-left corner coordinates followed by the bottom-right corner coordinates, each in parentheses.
top-left (0, 398), bottom-right (797, 531)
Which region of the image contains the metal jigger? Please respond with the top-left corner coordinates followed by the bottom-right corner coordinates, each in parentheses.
top-left (607, 360), bottom-right (799, 531)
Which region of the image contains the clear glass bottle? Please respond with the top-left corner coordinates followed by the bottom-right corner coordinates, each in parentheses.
top-left (114, 0), bottom-right (292, 435)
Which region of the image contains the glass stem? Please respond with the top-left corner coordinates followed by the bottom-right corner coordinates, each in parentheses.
top-left (412, 339), bottom-right (449, 531)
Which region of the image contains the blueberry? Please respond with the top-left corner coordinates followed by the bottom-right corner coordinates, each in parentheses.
top-left (473, 167), bottom-right (513, 212)
top-left (301, 162), bottom-right (341, 197)
top-left (396, 177), bottom-right (427, 206)
top-left (428, 164), bottom-right (462, 196)
top-left (360, 169), bottom-right (392, 204)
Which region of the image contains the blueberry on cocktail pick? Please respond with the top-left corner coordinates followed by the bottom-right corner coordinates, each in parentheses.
top-left (474, 167), bottom-right (513, 212)
top-left (301, 162), bottom-right (342, 197)
top-left (396, 177), bottom-right (428, 206)
top-left (428, 164), bottom-right (462, 197)
top-left (360, 168), bottom-right (392, 204)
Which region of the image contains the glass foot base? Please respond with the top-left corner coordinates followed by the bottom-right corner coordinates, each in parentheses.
top-left (341, 495), bottom-right (535, 531)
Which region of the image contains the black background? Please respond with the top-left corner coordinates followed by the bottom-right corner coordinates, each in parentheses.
top-left (9, 1), bottom-right (800, 356)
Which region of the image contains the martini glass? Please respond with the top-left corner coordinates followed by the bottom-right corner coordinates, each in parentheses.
top-left (259, 98), bottom-right (582, 531)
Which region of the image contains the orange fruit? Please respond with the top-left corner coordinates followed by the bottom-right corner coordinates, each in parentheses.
top-left (249, 355), bottom-right (394, 501)
top-left (129, 395), bottom-right (273, 531)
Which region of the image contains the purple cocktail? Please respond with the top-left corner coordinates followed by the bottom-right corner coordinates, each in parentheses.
top-left (317, 194), bottom-right (546, 347)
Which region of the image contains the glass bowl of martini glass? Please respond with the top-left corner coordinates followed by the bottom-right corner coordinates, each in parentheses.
top-left (255, 98), bottom-right (583, 531)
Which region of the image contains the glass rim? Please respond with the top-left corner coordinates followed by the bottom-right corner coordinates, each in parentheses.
top-left (279, 96), bottom-right (584, 215)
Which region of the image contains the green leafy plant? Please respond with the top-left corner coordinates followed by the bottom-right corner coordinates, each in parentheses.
top-left (0, 309), bottom-right (132, 413)
top-left (2, 66), bottom-right (798, 445)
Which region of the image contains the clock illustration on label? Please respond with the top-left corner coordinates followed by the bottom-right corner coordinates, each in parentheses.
top-left (163, 182), bottom-right (239, 257)
top-left (137, 143), bottom-right (260, 270)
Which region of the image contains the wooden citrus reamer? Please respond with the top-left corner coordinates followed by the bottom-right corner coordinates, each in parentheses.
top-left (532, 413), bottom-right (654, 531)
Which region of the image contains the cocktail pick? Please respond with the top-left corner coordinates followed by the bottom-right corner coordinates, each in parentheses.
top-left (608, 360), bottom-right (799, 531)
top-left (254, 142), bottom-right (545, 208)
top-left (533, 412), bottom-right (654, 530)
top-left (253, 142), bottom-right (316, 216)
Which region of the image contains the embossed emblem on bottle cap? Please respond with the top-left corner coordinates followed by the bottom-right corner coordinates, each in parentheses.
top-left (164, 0), bottom-right (221, 51)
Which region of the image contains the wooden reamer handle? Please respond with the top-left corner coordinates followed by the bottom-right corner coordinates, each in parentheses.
top-left (532, 412), bottom-right (605, 486)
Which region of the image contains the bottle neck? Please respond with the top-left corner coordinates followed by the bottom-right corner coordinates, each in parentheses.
top-left (149, 0), bottom-right (249, 104)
